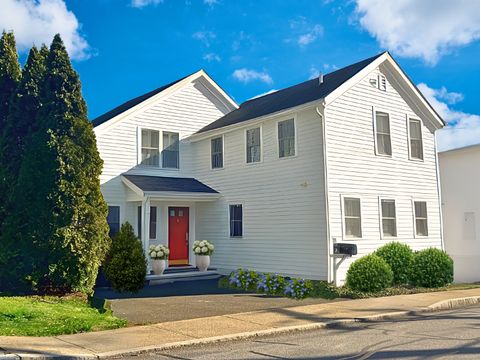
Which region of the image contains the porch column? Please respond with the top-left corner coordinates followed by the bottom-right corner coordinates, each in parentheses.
top-left (142, 196), bottom-right (151, 267)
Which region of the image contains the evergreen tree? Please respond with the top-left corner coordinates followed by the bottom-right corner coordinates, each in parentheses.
top-left (0, 30), bottom-right (21, 232)
top-left (14, 34), bottom-right (110, 294)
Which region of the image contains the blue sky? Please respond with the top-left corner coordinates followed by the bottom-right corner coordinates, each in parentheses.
top-left (2, 0), bottom-right (480, 150)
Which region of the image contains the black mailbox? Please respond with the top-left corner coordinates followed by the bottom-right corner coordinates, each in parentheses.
top-left (333, 243), bottom-right (357, 256)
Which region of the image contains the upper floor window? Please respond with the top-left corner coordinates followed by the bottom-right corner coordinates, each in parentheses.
top-left (246, 127), bottom-right (261, 163)
top-left (107, 206), bottom-right (120, 238)
top-left (344, 197), bottom-right (362, 238)
top-left (162, 131), bottom-right (179, 169)
top-left (381, 199), bottom-right (397, 237)
top-left (408, 118), bottom-right (423, 160)
top-left (414, 201), bottom-right (428, 236)
top-left (229, 204), bottom-right (243, 237)
top-left (141, 129), bottom-right (160, 166)
top-left (375, 111), bottom-right (392, 156)
top-left (211, 136), bottom-right (223, 169)
top-left (278, 119), bottom-right (295, 158)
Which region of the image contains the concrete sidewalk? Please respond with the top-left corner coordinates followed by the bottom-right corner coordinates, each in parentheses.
top-left (1, 288), bottom-right (480, 359)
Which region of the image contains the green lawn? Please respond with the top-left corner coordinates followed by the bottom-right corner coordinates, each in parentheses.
top-left (0, 296), bottom-right (127, 336)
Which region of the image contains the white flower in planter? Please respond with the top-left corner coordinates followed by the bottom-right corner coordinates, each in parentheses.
top-left (201, 246), bottom-right (208, 253)
top-left (158, 251), bottom-right (164, 258)
top-left (155, 245), bottom-right (161, 251)
top-left (208, 244), bottom-right (214, 251)
top-left (194, 247), bottom-right (201, 254)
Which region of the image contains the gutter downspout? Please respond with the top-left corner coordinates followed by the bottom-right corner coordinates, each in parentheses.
top-left (316, 104), bottom-right (332, 283)
top-left (434, 133), bottom-right (445, 250)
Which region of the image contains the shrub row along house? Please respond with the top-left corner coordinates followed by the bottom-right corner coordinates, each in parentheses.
top-left (93, 52), bottom-right (445, 285)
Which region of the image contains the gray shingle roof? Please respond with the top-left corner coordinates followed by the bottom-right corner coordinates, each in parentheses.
top-left (123, 174), bottom-right (218, 194)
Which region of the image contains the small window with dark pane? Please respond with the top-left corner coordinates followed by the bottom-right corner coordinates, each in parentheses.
top-left (246, 127), bottom-right (261, 163)
top-left (278, 119), bottom-right (295, 158)
top-left (107, 206), bottom-right (120, 238)
top-left (211, 136), bottom-right (223, 169)
top-left (344, 198), bottom-right (362, 238)
top-left (150, 206), bottom-right (157, 239)
top-left (414, 201), bottom-right (428, 236)
top-left (409, 119), bottom-right (423, 160)
top-left (229, 204), bottom-right (243, 237)
top-left (162, 131), bottom-right (179, 168)
top-left (375, 111), bottom-right (392, 156)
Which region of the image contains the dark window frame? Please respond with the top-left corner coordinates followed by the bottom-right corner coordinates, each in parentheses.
top-left (229, 204), bottom-right (243, 237)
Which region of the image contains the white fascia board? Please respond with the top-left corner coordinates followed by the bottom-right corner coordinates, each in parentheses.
top-left (121, 176), bottom-right (145, 197)
top-left (144, 191), bottom-right (221, 202)
top-left (197, 70), bottom-right (239, 110)
top-left (186, 100), bottom-right (321, 143)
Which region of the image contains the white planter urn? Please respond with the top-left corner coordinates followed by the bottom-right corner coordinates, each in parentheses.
top-left (152, 259), bottom-right (166, 276)
top-left (196, 255), bottom-right (210, 272)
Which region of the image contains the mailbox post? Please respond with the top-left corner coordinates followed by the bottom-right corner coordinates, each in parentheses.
top-left (330, 240), bottom-right (358, 286)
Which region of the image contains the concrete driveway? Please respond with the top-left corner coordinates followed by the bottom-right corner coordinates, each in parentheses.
top-left (94, 279), bottom-right (340, 325)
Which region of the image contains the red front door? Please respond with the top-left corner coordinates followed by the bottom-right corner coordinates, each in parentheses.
top-left (168, 207), bottom-right (189, 266)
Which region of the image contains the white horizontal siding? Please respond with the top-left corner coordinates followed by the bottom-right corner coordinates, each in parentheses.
top-left (192, 107), bottom-right (328, 279)
top-left (325, 68), bottom-right (442, 283)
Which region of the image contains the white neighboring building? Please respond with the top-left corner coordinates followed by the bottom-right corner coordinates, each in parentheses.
top-left (93, 52), bottom-right (445, 284)
top-left (439, 144), bottom-right (480, 283)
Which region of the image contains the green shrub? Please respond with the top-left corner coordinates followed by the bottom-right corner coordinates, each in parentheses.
top-left (104, 223), bottom-right (147, 293)
top-left (410, 248), bottom-right (453, 288)
top-left (345, 254), bottom-right (393, 292)
top-left (375, 242), bottom-right (414, 285)
top-left (256, 273), bottom-right (287, 295)
top-left (228, 268), bottom-right (259, 292)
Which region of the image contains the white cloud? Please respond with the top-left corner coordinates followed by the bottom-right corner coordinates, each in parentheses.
top-left (192, 30), bottom-right (216, 47)
top-left (297, 24), bottom-right (323, 47)
top-left (232, 68), bottom-right (273, 84)
top-left (203, 53), bottom-right (221, 62)
top-left (354, 0), bottom-right (480, 65)
top-left (204, 0), bottom-right (219, 6)
top-left (0, 0), bottom-right (90, 60)
top-left (287, 17), bottom-right (323, 47)
top-left (418, 83), bottom-right (480, 151)
top-left (248, 89), bottom-right (278, 100)
top-left (309, 66), bottom-right (320, 80)
top-left (131, 0), bottom-right (163, 8)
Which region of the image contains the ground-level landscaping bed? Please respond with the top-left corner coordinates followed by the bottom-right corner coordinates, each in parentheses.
top-left (0, 295), bottom-right (126, 336)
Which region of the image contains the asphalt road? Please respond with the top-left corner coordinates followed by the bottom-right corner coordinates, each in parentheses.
top-left (119, 305), bottom-right (480, 359)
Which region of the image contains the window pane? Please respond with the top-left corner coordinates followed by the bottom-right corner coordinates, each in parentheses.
top-left (137, 206), bottom-right (142, 238)
top-left (211, 137), bottom-right (223, 168)
top-left (377, 134), bottom-right (392, 155)
top-left (230, 204), bottom-right (243, 237)
top-left (162, 132), bottom-right (179, 168)
top-left (416, 219), bottom-right (428, 236)
top-left (382, 200), bottom-right (396, 218)
top-left (246, 128), bottom-right (261, 163)
top-left (376, 112), bottom-right (390, 134)
top-left (278, 119), bottom-right (295, 158)
top-left (382, 219), bottom-right (397, 237)
top-left (409, 120), bottom-right (421, 139)
top-left (149, 206), bottom-right (157, 239)
top-left (141, 130), bottom-right (160, 166)
top-left (107, 206), bottom-right (120, 238)
top-left (415, 201), bottom-right (427, 218)
top-left (344, 198), bottom-right (360, 217)
top-left (345, 218), bottom-right (362, 237)
top-left (410, 139), bottom-right (423, 159)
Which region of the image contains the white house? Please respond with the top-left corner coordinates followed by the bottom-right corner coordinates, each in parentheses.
top-left (439, 144), bottom-right (480, 283)
top-left (93, 52), bottom-right (445, 284)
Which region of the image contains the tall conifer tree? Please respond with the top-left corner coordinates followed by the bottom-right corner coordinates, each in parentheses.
top-left (14, 35), bottom-right (110, 294)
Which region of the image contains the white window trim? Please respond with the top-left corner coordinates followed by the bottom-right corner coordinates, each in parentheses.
top-left (406, 115), bottom-right (424, 162)
top-left (137, 127), bottom-right (162, 167)
top-left (378, 197), bottom-right (398, 239)
top-left (210, 134), bottom-right (225, 170)
top-left (161, 131), bottom-right (181, 170)
top-left (275, 115), bottom-right (298, 159)
top-left (228, 203), bottom-right (244, 238)
top-left (244, 125), bottom-right (263, 165)
top-left (340, 194), bottom-right (363, 239)
top-left (372, 107), bottom-right (393, 158)
top-left (412, 199), bottom-right (429, 238)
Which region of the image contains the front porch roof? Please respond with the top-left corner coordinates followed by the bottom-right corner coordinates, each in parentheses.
top-left (121, 174), bottom-right (221, 201)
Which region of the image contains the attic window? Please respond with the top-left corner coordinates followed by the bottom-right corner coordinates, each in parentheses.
top-left (378, 74), bottom-right (387, 91)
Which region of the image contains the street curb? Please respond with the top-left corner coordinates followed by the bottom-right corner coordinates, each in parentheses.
top-left (5, 295), bottom-right (480, 360)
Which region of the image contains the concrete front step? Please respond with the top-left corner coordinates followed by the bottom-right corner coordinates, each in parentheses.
top-left (146, 269), bottom-right (221, 285)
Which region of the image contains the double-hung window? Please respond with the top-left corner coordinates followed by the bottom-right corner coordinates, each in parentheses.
top-left (344, 197), bottom-right (362, 238)
top-left (107, 206), bottom-right (120, 238)
top-left (162, 131), bottom-right (179, 168)
top-left (211, 136), bottom-right (223, 169)
top-left (141, 129), bottom-right (160, 166)
top-left (229, 204), bottom-right (243, 237)
top-left (409, 119), bottom-right (423, 160)
top-left (278, 119), bottom-right (295, 158)
top-left (375, 111), bottom-right (392, 156)
top-left (137, 206), bottom-right (158, 239)
top-left (246, 127), bottom-right (261, 163)
top-left (414, 201), bottom-right (428, 236)
top-left (381, 199), bottom-right (397, 237)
